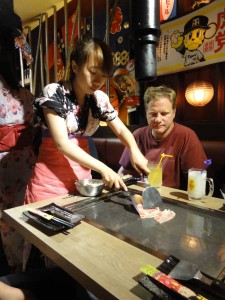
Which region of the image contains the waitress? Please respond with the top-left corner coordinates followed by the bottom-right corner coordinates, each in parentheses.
top-left (25, 35), bottom-right (149, 204)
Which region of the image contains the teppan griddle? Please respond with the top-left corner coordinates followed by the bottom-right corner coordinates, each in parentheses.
top-left (64, 188), bottom-right (225, 281)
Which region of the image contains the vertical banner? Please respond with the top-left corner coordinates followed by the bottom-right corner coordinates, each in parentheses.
top-left (157, 0), bottom-right (225, 75)
top-left (93, 2), bottom-right (140, 124)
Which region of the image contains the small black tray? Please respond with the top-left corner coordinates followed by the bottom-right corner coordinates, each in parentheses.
top-left (23, 211), bottom-right (66, 233)
top-left (23, 203), bottom-right (84, 234)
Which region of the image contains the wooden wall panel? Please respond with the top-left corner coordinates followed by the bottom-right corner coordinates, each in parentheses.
top-left (149, 63), bottom-right (223, 122)
top-left (143, 0), bottom-right (224, 139)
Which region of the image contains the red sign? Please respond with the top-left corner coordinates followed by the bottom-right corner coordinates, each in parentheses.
top-left (160, 0), bottom-right (177, 22)
top-left (124, 96), bottom-right (140, 107)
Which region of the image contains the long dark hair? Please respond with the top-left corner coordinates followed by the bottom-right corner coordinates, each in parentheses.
top-left (69, 35), bottom-right (113, 81)
top-left (0, 9), bottom-right (22, 90)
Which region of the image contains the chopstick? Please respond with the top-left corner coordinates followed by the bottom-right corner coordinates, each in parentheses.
top-left (27, 208), bottom-right (74, 228)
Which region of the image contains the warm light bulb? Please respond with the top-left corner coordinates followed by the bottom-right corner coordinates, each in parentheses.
top-left (185, 80), bottom-right (214, 106)
top-left (194, 89), bottom-right (204, 101)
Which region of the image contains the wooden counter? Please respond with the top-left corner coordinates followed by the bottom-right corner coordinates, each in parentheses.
top-left (3, 185), bottom-right (225, 299)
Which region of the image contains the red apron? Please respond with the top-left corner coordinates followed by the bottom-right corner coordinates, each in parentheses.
top-left (25, 136), bottom-right (91, 203)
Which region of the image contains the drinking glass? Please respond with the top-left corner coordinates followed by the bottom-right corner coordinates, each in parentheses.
top-left (148, 163), bottom-right (163, 188)
top-left (187, 168), bottom-right (214, 200)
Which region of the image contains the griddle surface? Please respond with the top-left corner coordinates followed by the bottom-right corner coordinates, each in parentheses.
top-left (65, 190), bottom-right (225, 279)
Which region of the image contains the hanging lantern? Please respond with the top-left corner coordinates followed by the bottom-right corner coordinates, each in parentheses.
top-left (185, 80), bottom-right (214, 106)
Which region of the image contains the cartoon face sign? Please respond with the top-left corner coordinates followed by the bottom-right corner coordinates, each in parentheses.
top-left (115, 74), bottom-right (136, 94)
top-left (183, 28), bottom-right (206, 51)
top-left (113, 68), bottom-right (137, 96)
top-left (171, 15), bottom-right (217, 66)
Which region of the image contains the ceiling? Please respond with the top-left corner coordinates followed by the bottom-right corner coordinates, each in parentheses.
top-left (13, 0), bottom-right (107, 30)
top-left (14, 0), bottom-right (73, 29)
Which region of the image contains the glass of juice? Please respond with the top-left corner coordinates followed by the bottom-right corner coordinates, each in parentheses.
top-left (147, 163), bottom-right (163, 188)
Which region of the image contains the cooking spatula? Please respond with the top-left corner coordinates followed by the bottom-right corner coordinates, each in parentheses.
top-left (169, 260), bottom-right (213, 283)
top-left (158, 255), bottom-right (225, 298)
top-left (142, 186), bottom-right (163, 209)
top-left (170, 260), bottom-right (225, 298)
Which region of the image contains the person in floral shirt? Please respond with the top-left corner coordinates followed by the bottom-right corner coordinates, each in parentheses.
top-left (0, 9), bottom-right (36, 272)
top-left (24, 35), bottom-right (149, 205)
top-left (21, 35), bottom-right (149, 271)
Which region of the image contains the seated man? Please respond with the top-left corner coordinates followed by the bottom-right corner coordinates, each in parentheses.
top-left (118, 85), bottom-right (207, 189)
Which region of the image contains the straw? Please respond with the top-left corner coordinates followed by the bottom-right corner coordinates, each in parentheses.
top-left (150, 153), bottom-right (173, 186)
top-left (201, 159), bottom-right (212, 173)
top-left (157, 153), bottom-right (173, 168)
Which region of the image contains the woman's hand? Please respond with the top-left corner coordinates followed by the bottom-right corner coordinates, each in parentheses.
top-left (130, 149), bottom-right (149, 177)
top-left (100, 165), bottom-right (128, 191)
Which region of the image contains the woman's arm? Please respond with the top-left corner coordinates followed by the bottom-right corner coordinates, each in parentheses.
top-left (44, 108), bottom-right (127, 190)
top-left (107, 117), bottom-right (149, 176)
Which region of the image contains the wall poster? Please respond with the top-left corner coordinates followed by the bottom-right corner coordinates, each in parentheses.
top-left (160, 0), bottom-right (177, 22)
top-left (157, 0), bottom-right (225, 75)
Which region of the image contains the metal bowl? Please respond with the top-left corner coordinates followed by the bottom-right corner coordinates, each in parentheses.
top-left (75, 179), bottom-right (105, 197)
